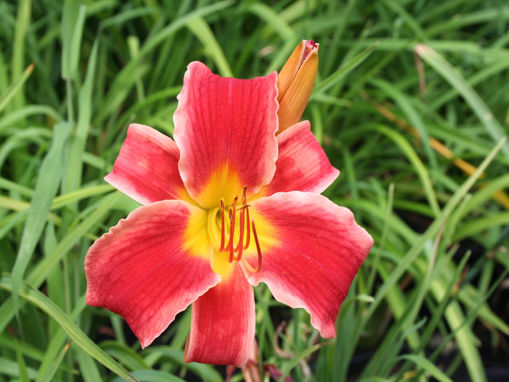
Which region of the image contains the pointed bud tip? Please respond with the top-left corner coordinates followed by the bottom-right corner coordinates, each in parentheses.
top-left (305, 40), bottom-right (319, 50)
top-left (302, 40), bottom-right (319, 62)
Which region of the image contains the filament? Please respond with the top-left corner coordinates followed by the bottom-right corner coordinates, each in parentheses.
top-left (219, 198), bottom-right (225, 251)
top-left (241, 219), bottom-right (262, 273)
top-left (243, 202), bottom-right (250, 250)
top-left (228, 208), bottom-right (235, 262)
top-left (234, 187), bottom-right (247, 259)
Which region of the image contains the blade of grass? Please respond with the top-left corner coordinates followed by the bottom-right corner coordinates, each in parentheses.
top-left (0, 276), bottom-right (138, 382)
top-left (0, 192), bottom-right (121, 333)
top-left (0, 63), bottom-right (34, 114)
top-left (369, 124), bottom-right (440, 215)
top-left (144, 347), bottom-right (223, 382)
top-left (278, 342), bottom-right (325, 382)
top-left (400, 354), bottom-right (452, 382)
top-left (76, 347), bottom-right (103, 382)
top-left (313, 43), bottom-right (377, 95)
top-left (352, 137), bottom-right (505, 379)
top-left (10, 0), bottom-right (31, 110)
top-left (61, 0), bottom-right (80, 80)
top-left (415, 43), bottom-right (509, 159)
top-left (63, 39), bottom-right (99, 203)
top-left (0, 357), bottom-right (37, 379)
top-left (244, 2), bottom-right (295, 41)
top-left (11, 121), bottom-right (72, 313)
top-left (111, 370), bottom-right (185, 382)
top-left (37, 341), bottom-right (72, 382)
top-left (35, 295), bottom-right (86, 381)
top-left (15, 340), bottom-right (30, 382)
top-left (0, 105), bottom-right (62, 133)
top-left (186, 17), bottom-right (232, 77)
top-left (370, 78), bottom-right (438, 180)
top-left (367, 96), bottom-right (509, 209)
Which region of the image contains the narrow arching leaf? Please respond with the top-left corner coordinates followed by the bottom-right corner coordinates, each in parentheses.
top-left (11, 122), bottom-right (71, 313)
top-left (0, 276), bottom-right (138, 382)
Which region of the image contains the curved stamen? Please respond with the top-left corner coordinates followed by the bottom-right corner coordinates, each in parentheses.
top-left (234, 187), bottom-right (247, 259)
top-left (241, 219), bottom-right (262, 273)
top-left (251, 219), bottom-right (263, 272)
top-left (226, 197), bottom-right (238, 262)
top-left (228, 208), bottom-right (235, 262)
top-left (243, 203), bottom-right (251, 250)
top-left (235, 208), bottom-right (245, 260)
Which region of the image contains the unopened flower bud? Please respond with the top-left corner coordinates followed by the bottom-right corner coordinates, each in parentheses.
top-left (277, 40), bottom-right (319, 133)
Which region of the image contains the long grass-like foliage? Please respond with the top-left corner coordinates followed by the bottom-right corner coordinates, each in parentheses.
top-left (1, 1), bottom-right (508, 381)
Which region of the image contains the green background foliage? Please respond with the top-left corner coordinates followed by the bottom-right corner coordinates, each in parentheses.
top-left (0, 0), bottom-right (508, 381)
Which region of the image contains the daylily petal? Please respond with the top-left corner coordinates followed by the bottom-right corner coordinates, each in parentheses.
top-left (185, 262), bottom-right (255, 366)
top-left (173, 62), bottom-right (279, 208)
top-left (105, 124), bottom-right (192, 205)
top-left (244, 192), bottom-right (373, 338)
top-left (85, 200), bottom-right (219, 348)
top-left (257, 121), bottom-right (339, 197)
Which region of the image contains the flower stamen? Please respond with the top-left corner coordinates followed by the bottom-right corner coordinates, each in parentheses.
top-left (219, 198), bottom-right (225, 252)
top-left (234, 187), bottom-right (247, 260)
top-left (217, 187), bottom-right (262, 272)
top-left (243, 202), bottom-right (250, 250)
top-left (226, 196), bottom-right (237, 262)
top-left (240, 219), bottom-right (262, 273)
top-left (228, 208), bottom-right (235, 262)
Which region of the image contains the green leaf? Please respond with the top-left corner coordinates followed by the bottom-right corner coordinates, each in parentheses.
top-left (186, 17), bottom-right (232, 77)
top-left (400, 354), bottom-right (452, 382)
top-left (0, 192), bottom-right (121, 333)
top-left (10, 0), bottom-right (31, 109)
top-left (0, 63), bottom-right (33, 114)
top-left (244, 2), bottom-right (295, 41)
top-left (278, 342), bottom-right (325, 382)
top-left (415, 44), bottom-right (509, 159)
top-left (0, 276), bottom-right (138, 382)
top-left (111, 370), bottom-right (185, 382)
top-left (61, 0), bottom-right (86, 80)
top-left (63, 38), bottom-right (99, 200)
top-left (313, 43), bottom-right (377, 95)
top-left (369, 124), bottom-right (440, 215)
top-left (11, 122), bottom-right (72, 313)
top-left (15, 340), bottom-right (30, 382)
top-left (36, 341), bottom-right (71, 382)
top-left (143, 347), bottom-right (222, 382)
top-left (76, 347), bottom-right (103, 382)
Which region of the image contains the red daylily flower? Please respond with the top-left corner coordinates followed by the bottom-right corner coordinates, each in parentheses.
top-left (85, 61), bottom-right (373, 366)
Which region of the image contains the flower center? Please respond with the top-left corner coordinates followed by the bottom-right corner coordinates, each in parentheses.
top-left (206, 186), bottom-right (262, 273)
